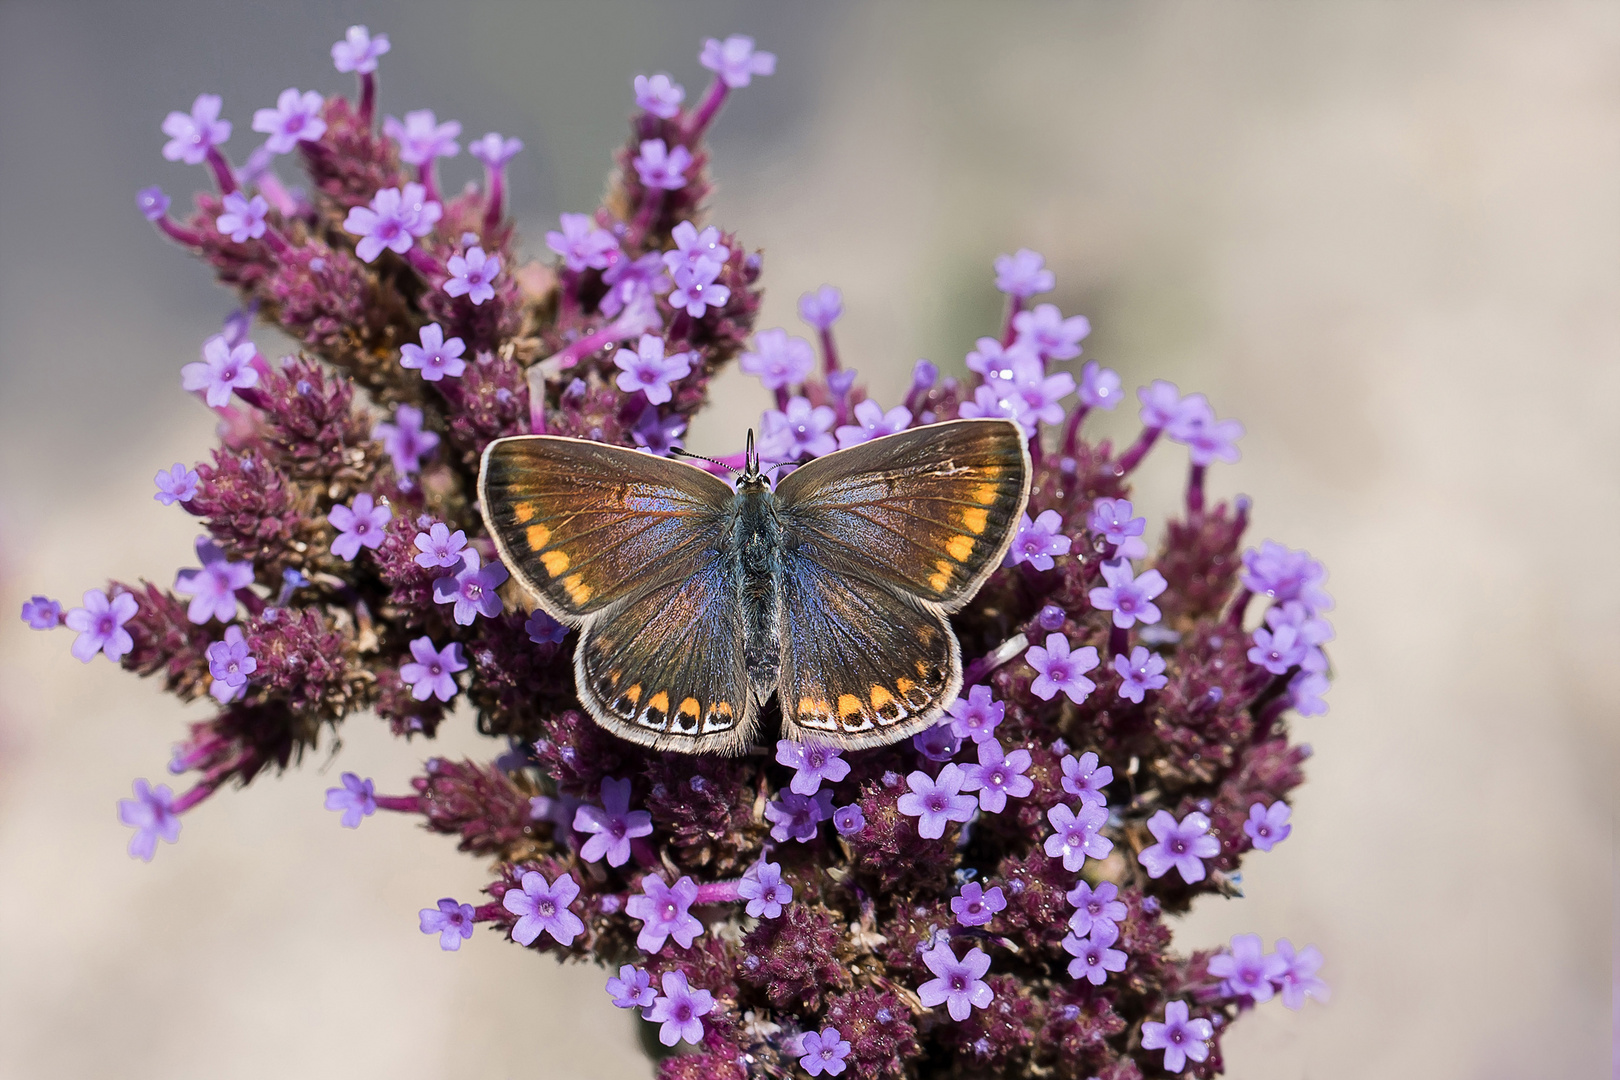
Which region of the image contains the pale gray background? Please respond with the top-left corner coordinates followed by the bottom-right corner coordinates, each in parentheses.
top-left (1, 2), bottom-right (1614, 1078)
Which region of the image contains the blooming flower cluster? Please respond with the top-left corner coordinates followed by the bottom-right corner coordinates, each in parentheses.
top-left (25, 25), bottom-right (1334, 1079)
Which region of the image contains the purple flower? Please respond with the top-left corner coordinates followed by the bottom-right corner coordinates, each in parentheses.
top-left (444, 246), bottom-right (501, 305)
top-left (573, 777), bottom-right (654, 867)
top-left (1290, 670), bottom-right (1331, 717)
top-left (468, 132), bottom-right (523, 168)
top-left (799, 1026), bottom-right (852, 1077)
top-left (137, 186), bottom-right (171, 221)
top-left (1114, 646), bottom-right (1168, 703)
top-left (1078, 361), bottom-right (1123, 410)
top-left (1180, 409), bottom-right (1245, 466)
top-left (915, 940), bottom-right (993, 1021)
top-left (20, 596), bottom-right (62, 630)
top-left (215, 192), bottom-right (269, 243)
top-left (740, 328), bottom-right (815, 391)
top-left (835, 399), bottom-right (913, 449)
top-left (1247, 624), bottom-right (1309, 674)
top-left (994, 248), bottom-right (1054, 298)
top-left (384, 109), bottom-right (461, 165)
top-left (1241, 541), bottom-right (1334, 613)
top-left (400, 637), bottom-right (466, 702)
top-left (324, 772), bottom-right (377, 828)
top-left (631, 407), bottom-right (687, 457)
top-left (118, 779), bottom-right (180, 861)
top-left (1063, 922), bottom-right (1127, 985)
top-left (832, 804), bottom-right (866, 837)
top-left (666, 220), bottom-right (731, 272)
top-left (1003, 353), bottom-right (1077, 426)
top-left (431, 550), bottom-right (508, 626)
top-left (958, 383), bottom-right (1025, 428)
top-left (613, 334), bottom-right (692, 405)
top-left (173, 538), bottom-right (253, 624)
top-left (332, 25), bottom-right (389, 74)
top-left (1059, 751), bottom-right (1114, 806)
top-left (1142, 1000), bottom-right (1213, 1074)
top-left (413, 522), bottom-right (467, 568)
top-left (1088, 559), bottom-right (1168, 629)
top-left (1037, 604), bottom-right (1066, 631)
top-left (600, 251), bottom-right (668, 318)
top-left (764, 789), bottom-right (834, 843)
top-left (1273, 938), bottom-right (1330, 1009)
top-left (1139, 809), bottom-right (1221, 883)
top-left (1012, 303), bottom-right (1089, 361)
top-left (666, 260), bottom-right (731, 318)
top-left (1043, 801), bottom-right (1112, 872)
top-left (633, 139), bottom-right (691, 191)
top-left (738, 859), bottom-right (794, 919)
top-left (525, 609), bottom-right (569, 645)
top-left (343, 183), bottom-right (442, 263)
top-left (328, 492), bottom-right (392, 561)
top-left (1089, 497), bottom-right (1145, 548)
top-left (798, 284), bottom-right (843, 330)
top-left (161, 93), bottom-right (230, 165)
top-left (1244, 801), bottom-right (1292, 851)
top-left (1005, 510), bottom-right (1072, 571)
top-left (205, 625), bottom-right (256, 703)
top-left (776, 740), bottom-right (851, 796)
top-left (644, 970), bottom-right (714, 1047)
top-left (759, 396), bottom-right (837, 461)
top-left (897, 764), bottom-right (977, 840)
top-left (634, 73), bottom-right (685, 118)
top-left (1066, 880), bottom-right (1127, 938)
top-left (1137, 380), bottom-right (1206, 433)
top-left (419, 898), bottom-right (476, 951)
top-left (959, 738), bottom-right (1033, 814)
top-left (945, 685), bottom-right (1005, 743)
top-left (625, 875), bottom-right (703, 954)
top-left (545, 212), bottom-right (620, 272)
top-left (700, 35), bottom-right (777, 88)
top-left (1208, 933), bottom-right (1287, 1002)
top-left (1025, 633), bottom-right (1099, 704)
top-left (951, 881), bottom-right (1006, 927)
top-left (400, 323), bottom-right (467, 382)
top-left (153, 463), bottom-right (199, 505)
top-left (251, 88), bottom-right (326, 153)
top-left (373, 404), bottom-right (440, 476)
top-left (504, 869), bottom-right (585, 947)
top-left (911, 723), bottom-right (962, 763)
top-left (606, 964), bottom-right (656, 1009)
top-left (965, 337), bottom-right (1035, 385)
top-left (182, 334), bottom-right (259, 408)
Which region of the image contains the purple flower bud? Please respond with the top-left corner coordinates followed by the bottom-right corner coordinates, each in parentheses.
top-left (137, 186), bottom-right (171, 221)
top-left (798, 285), bottom-right (843, 331)
top-left (118, 778), bottom-right (180, 861)
top-left (832, 803), bottom-right (866, 837)
top-left (633, 73), bottom-right (685, 118)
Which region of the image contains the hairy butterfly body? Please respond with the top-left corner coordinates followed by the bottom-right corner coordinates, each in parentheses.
top-left (478, 418), bottom-right (1031, 753)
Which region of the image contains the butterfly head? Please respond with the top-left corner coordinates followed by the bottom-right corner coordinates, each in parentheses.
top-left (738, 428), bottom-right (768, 491)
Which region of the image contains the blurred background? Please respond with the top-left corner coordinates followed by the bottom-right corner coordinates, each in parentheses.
top-left (1, 2), bottom-right (1614, 1077)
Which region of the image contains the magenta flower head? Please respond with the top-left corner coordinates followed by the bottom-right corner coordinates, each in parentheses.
top-left (916, 940), bottom-right (993, 1021)
top-left (400, 637), bottom-right (466, 702)
top-left (1242, 540), bottom-right (1334, 613)
top-left (1060, 751), bottom-right (1114, 806)
top-left (331, 25), bottom-right (389, 74)
top-left (644, 970), bottom-right (714, 1046)
top-left (606, 964), bottom-right (656, 1009)
top-left (625, 874), bottom-right (703, 954)
top-left (252, 87), bottom-right (326, 153)
top-left (738, 858), bottom-right (794, 919)
top-left (897, 764), bottom-right (977, 840)
top-left (161, 93), bottom-right (230, 165)
top-left (945, 684), bottom-right (1005, 743)
top-left (765, 789), bottom-right (833, 843)
top-left (469, 132), bottom-right (523, 169)
top-left (1005, 510), bottom-right (1072, 571)
top-left (64, 588), bottom-right (137, 662)
top-left (633, 73), bottom-right (685, 118)
top-left (419, 898), bottom-right (476, 951)
top-left (613, 334), bottom-right (692, 405)
top-left (666, 260), bottom-right (730, 318)
top-left (1208, 933), bottom-right (1287, 1002)
top-left (759, 396), bottom-right (837, 462)
top-left (431, 550), bottom-right (508, 626)
top-left (206, 625), bottom-right (256, 703)
top-left (798, 284), bottom-right (843, 331)
top-left (373, 404), bottom-right (440, 476)
top-left (573, 776), bottom-right (653, 867)
top-left (1142, 1000), bottom-right (1214, 1074)
top-left (384, 109), bottom-right (461, 165)
top-left (1139, 809), bottom-right (1222, 884)
top-left (799, 1026), bottom-right (852, 1077)
top-left (1044, 801), bottom-right (1112, 872)
top-left (1088, 559), bottom-right (1168, 629)
top-left (959, 737), bottom-right (1034, 814)
top-left (1025, 633), bottom-right (1099, 704)
top-left (775, 739), bottom-right (851, 796)
top-left (504, 869), bottom-right (585, 947)
top-left (1012, 302), bottom-right (1090, 361)
top-left (832, 803), bottom-right (866, 837)
top-left (666, 220), bottom-right (731, 271)
top-left (21, 596), bottom-right (62, 630)
top-left (951, 881), bottom-right (1006, 927)
top-left (153, 463), bottom-right (199, 506)
top-left (1273, 938), bottom-right (1331, 1009)
top-left (400, 323), bottom-right (467, 382)
top-left (173, 538), bottom-right (254, 625)
top-left (344, 183), bottom-right (442, 262)
top-left (545, 212), bottom-right (620, 272)
top-left (118, 779), bottom-right (181, 861)
top-left (413, 521), bottom-right (466, 569)
top-left (632, 139), bottom-right (691, 191)
top-left (215, 192), bottom-right (269, 243)
top-left (1078, 360), bottom-right (1123, 410)
top-left (1063, 921), bottom-right (1127, 986)
top-left (182, 334), bottom-right (259, 407)
top-left (994, 248), bottom-right (1054, 298)
top-left (700, 35), bottom-right (777, 88)
top-left (1244, 801), bottom-right (1292, 851)
top-left (1114, 646), bottom-right (1169, 703)
top-left (324, 772), bottom-right (376, 828)
top-left (1067, 879), bottom-right (1127, 938)
top-left (328, 493), bottom-right (392, 561)
top-left (444, 246), bottom-right (501, 305)
top-left (740, 328), bottom-right (815, 391)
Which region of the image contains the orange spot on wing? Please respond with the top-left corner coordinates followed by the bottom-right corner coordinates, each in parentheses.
top-left (525, 523), bottom-right (551, 549)
top-left (648, 691), bottom-right (669, 713)
top-left (513, 503), bottom-right (536, 524)
top-left (896, 677), bottom-right (915, 695)
top-left (625, 684), bottom-right (642, 704)
top-left (541, 550), bottom-right (570, 576)
top-left (971, 482), bottom-right (1000, 504)
top-left (838, 694), bottom-right (863, 718)
top-left (960, 507), bottom-right (989, 534)
top-left (677, 697), bottom-right (700, 719)
top-left (869, 685), bottom-right (894, 709)
top-left (563, 574), bottom-right (593, 604)
top-left (946, 535), bottom-right (974, 561)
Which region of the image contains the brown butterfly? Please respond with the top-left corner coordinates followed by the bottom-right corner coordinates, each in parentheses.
top-left (478, 418), bottom-right (1031, 753)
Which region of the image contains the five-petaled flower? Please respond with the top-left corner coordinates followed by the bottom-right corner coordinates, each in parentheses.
top-left (1012, 302), bottom-right (1090, 361)
top-left (832, 804), bottom-right (866, 837)
top-left (444, 246), bottom-right (501, 305)
top-left (836, 399), bottom-right (913, 448)
top-left (431, 550), bottom-right (508, 625)
top-left (994, 248), bottom-right (1054, 298)
top-left (161, 93), bottom-right (230, 165)
top-left (1273, 938), bottom-right (1331, 1009)
top-left (324, 772), bottom-right (377, 828)
top-left (545, 212), bottom-right (620, 272)
top-left (400, 323), bottom-right (467, 382)
top-left (644, 970), bottom-right (714, 1046)
top-left (153, 463), bottom-right (199, 505)
top-left (665, 220), bottom-right (730, 272)
top-left (419, 898), bottom-right (476, 951)
top-left (1139, 809), bottom-right (1222, 883)
top-left (798, 1026), bottom-right (852, 1077)
top-left (798, 284), bottom-right (843, 330)
top-left (625, 875), bottom-right (703, 954)
top-left (916, 940), bottom-right (994, 1021)
top-left (1209, 933), bottom-right (1287, 1002)
top-left (1067, 879), bottom-right (1127, 939)
top-left (173, 538), bottom-right (253, 624)
top-left (182, 334), bottom-right (259, 407)
top-left (776, 740), bottom-right (851, 796)
top-left (1088, 559), bottom-right (1168, 629)
top-left (605, 965), bottom-right (656, 1009)
top-left (632, 139), bottom-right (691, 191)
top-left (206, 625), bottom-right (256, 703)
top-left (1090, 497), bottom-right (1146, 550)
top-left (468, 132), bottom-right (523, 168)
top-left (1044, 801), bottom-right (1113, 872)
top-left (765, 789), bottom-right (834, 843)
top-left (1006, 510), bottom-right (1072, 571)
top-left (700, 34), bottom-right (777, 88)
top-left (215, 192), bottom-right (269, 243)
top-left (503, 869), bottom-right (585, 947)
top-left (1078, 360), bottom-right (1123, 410)
top-left (20, 596), bottom-right (62, 630)
top-left (412, 522), bottom-right (466, 568)
top-left (666, 259), bottom-right (730, 318)
top-left (328, 493), bottom-right (392, 561)
top-left (740, 328), bottom-right (815, 391)
top-left (384, 109), bottom-right (461, 165)
top-left (1242, 540), bottom-right (1334, 612)
top-left (400, 637), bottom-right (465, 702)
top-left (525, 609), bottom-right (569, 645)
top-left (634, 72), bottom-right (684, 118)
top-left (331, 25), bottom-right (389, 73)
top-left (374, 404), bottom-right (440, 476)
top-left (1244, 801), bottom-right (1292, 851)
top-left (759, 395), bottom-right (837, 461)
top-left (945, 684), bottom-right (1005, 743)
top-left (951, 881), bottom-right (1007, 927)
top-left (960, 738), bottom-right (1034, 814)
top-left (252, 87), bottom-right (326, 153)
top-left (738, 859), bottom-right (794, 919)
top-left (1026, 633), bottom-right (1099, 704)
top-left (1114, 645), bottom-right (1169, 703)
top-left (1137, 380), bottom-right (1206, 435)
top-left (573, 776), bottom-right (654, 868)
top-left (897, 764), bottom-right (977, 840)
top-left (1142, 1000), bottom-right (1214, 1074)
top-left (119, 779), bottom-right (181, 861)
top-left (912, 723), bottom-right (963, 763)
top-left (343, 183), bottom-right (442, 263)
top-left (613, 334), bottom-right (692, 405)
top-left (1063, 922), bottom-right (1127, 986)
top-left (1060, 751), bottom-right (1113, 806)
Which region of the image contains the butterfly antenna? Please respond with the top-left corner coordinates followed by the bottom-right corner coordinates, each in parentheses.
top-left (669, 446), bottom-right (738, 477)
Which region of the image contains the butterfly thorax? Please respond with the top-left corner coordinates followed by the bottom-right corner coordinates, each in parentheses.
top-left (730, 477), bottom-right (783, 705)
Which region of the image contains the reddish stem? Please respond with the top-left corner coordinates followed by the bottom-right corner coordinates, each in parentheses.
top-left (205, 147), bottom-right (238, 195)
top-left (1112, 426), bottom-right (1162, 476)
top-left (683, 78), bottom-right (729, 140)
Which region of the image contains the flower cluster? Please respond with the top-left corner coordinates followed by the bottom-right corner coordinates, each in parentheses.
top-left (27, 25), bottom-right (1333, 1079)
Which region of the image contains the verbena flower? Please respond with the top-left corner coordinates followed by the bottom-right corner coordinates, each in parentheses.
top-left (118, 779), bottom-right (180, 860)
top-left (606, 964), bottom-right (656, 1009)
top-left (798, 285), bottom-right (843, 330)
top-left (1142, 1000), bottom-right (1214, 1074)
top-left (1026, 633), bottom-right (1098, 704)
top-left (444, 246), bottom-right (501, 305)
top-left (374, 405), bottom-right (439, 476)
top-left (419, 898), bottom-right (476, 951)
top-left (951, 881), bottom-right (1006, 927)
top-left (1139, 809), bottom-right (1222, 883)
top-left (898, 765), bottom-right (976, 839)
top-left (916, 941), bottom-right (993, 1021)
top-left (573, 777), bottom-right (653, 867)
top-left (994, 248), bottom-right (1053, 298)
top-left (738, 859), bottom-right (794, 918)
top-left (161, 93), bottom-right (230, 165)
top-left (1062, 922), bottom-right (1126, 985)
top-left (1059, 751), bottom-right (1113, 806)
top-left (644, 971), bottom-right (714, 1046)
top-left (1005, 509), bottom-right (1072, 570)
top-left (1244, 801), bottom-right (1292, 851)
top-left (181, 335), bottom-right (258, 407)
top-left (1208, 933), bottom-right (1287, 1002)
top-left (20, 596), bottom-right (62, 630)
top-left (325, 772), bottom-right (377, 828)
top-left (626, 875), bottom-right (703, 953)
top-left (503, 869), bottom-right (585, 946)
top-left (945, 684), bottom-right (1005, 743)
top-left (959, 737), bottom-right (1033, 814)
top-left (776, 740), bottom-right (850, 796)
top-left (65, 588), bottom-right (137, 661)
top-left (400, 323), bottom-right (467, 381)
top-left (153, 463), bottom-right (200, 505)
top-left (400, 637), bottom-right (465, 702)
top-left (634, 73), bottom-right (685, 118)
top-left (328, 493), bottom-right (391, 560)
top-left (1066, 879), bottom-right (1126, 938)
top-left (252, 87), bottom-right (326, 153)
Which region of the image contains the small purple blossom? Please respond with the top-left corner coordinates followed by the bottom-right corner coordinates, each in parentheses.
top-left (776, 740), bottom-right (851, 796)
top-left (951, 881), bottom-right (1006, 927)
top-left (1066, 880), bottom-right (1127, 939)
top-left (945, 685), bottom-right (1005, 743)
top-left (468, 132), bottom-right (523, 168)
top-left (896, 764), bottom-right (977, 840)
top-left (1078, 361), bottom-right (1123, 409)
top-left (1026, 633), bottom-right (1099, 704)
top-left (613, 334), bottom-right (692, 405)
top-left (118, 779), bottom-right (180, 861)
top-left (412, 522), bottom-right (467, 568)
top-left (1180, 409), bottom-right (1245, 466)
top-left (632, 138), bottom-right (691, 190)
top-left (1012, 303), bottom-right (1089, 361)
top-left (343, 183), bottom-right (442, 263)
top-left (1290, 670), bottom-right (1331, 716)
top-left (1244, 801), bottom-right (1293, 851)
top-left (700, 35), bottom-right (777, 88)
top-left (798, 284), bottom-right (843, 330)
top-left (1060, 751), bottom-right (1114, 807)
top-left (759, 396), bottom-right (837, 461)
top-left (1005, 509), bottom-right (1072, 571)
top-left (1043, 801), bottom-right (1112, 872)
top-left (631, 407), bottom-right (686, 456)
top-left (958, 383), bottom-right (1025, 428)
top-left (764, 789), bottom-right (834, 843)
top-left (1137, 380), bottom-right (1206, 433)
top-left (400, 637), bottom-right (466, 702)
top-left (545, 212), bottom-right (620, 273)
top-left (634, 73), bottom-right (685, 118)
top-left (444, 246), bottom-right (501, 305)
top-left (994, 248), bottom-right (1054, 298)
top-left (740, 328), bottom-right (815, 391)
top-left (21, 596), bottom-right (62, 630)
top-left (1142, 1000), bottom-right (1213, 1074)
top-left (916, 940), bottom-right (993, 1021)
top-left (1088, 559), bottom-right (1168, 629)
top-left (373, 404), bottom-right (440, 476)
top-left (419, 898), bottom-right (475, 951)
top-left (625, 874), bottom-right (703, 954)
top-left (738, 859), bottom-right (794, 919)
top-left (137, 186), bottom-right (170, 221)
top-left (835, 399), bottom-right (913, 449)
top-left (1037, 604), bottom-right (1066, 631)
top-left (832, 804), bottom-right (866, 837)
top-left (525, 609), bottom-right (569, 645)
top-left (173, 539), bottom-right (254, 625)
top-left (1114, 646), bottom-right (1169, 703)
top-left (384, 109), bottom-right (461, 165)
top-left (153, 463), bottom-right (199, 506)
top-left (431, 550), bottom-right (508, 626)
top-left (504, 869), bottom-right (585, 947)
top-left (911, 723), bottom-right (962, 763)
top-left (399, 323), bottom-right (467, 382)
top-left (606, 965), bottom-right (656, 1009)
top-left (181, 335), bottom-right (259, 408)
top-left (1242, 540), bottom-right (1334, 613)
top-left (206, 625), bottom-right (256, 703)
top-left (1208, 933), bottom-right (1287, 1002)
top-left (332, 25), bottom-right (389, 74)
top-left (1247, 623), bottom-right (1309, 674)
top-left (215, 192), bottom-right (269, 243)
top-left (324, 772), bottom-right (377, 828)
top-left (251, 88), bottom-right (326, 153)
top-left (798, 1026), bottom-right (852, 1077)
top-left (600, 251), bottom-right (668, 318)
top-left (161, 93), bottom-right (230, 165)
top-left (573, 777), bottom-right (654, 868)
top-left (666, 220), bottom-right (731, 272)
top-left (1002, 353), bottom-right (1077, 426)
top-left (1064, 923), bottom-right (1127, 986)
top-left (328, 493), bottom-right (392, 561)
top-left (644, 970), bottom-right (714, 1047)
top-left (959, 738), bottom-right (1034, 814)
top-left (1273, 939), bottom-right (1331, 1009)
top-left (965, 337), bottom-right (1034, 385)
top-left (666, 259), bottom-right (731, 318)
top-left (1139, 809), bottom-right (1222, 883)
top-left (1089, 497), bottom-right (1146, 548)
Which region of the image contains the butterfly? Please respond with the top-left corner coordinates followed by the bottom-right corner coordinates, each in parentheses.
top-left (478, 417), bottom-right (1031, 754)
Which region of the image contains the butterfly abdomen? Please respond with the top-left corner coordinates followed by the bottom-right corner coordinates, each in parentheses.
top-left (733, 483), bottom-right (783, 705)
